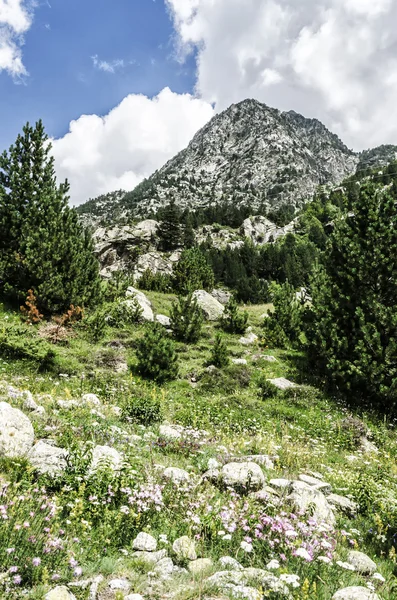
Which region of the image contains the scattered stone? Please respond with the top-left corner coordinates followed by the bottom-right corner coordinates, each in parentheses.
top-left (327, 493), bottom-right (358, 516)
top-left (360, 437), bottom-right (379, 454)
top-left (156, 314), bottom-right (171, 327)
top-left (22, 391), bottom-right (39, 411)
top-left (88, 575), bottom-right (104, 600)
top-left (27, 440), bottom-right (68, 476)
top-left (163, 467), bottom-right (190, 483)
top-left (153, 557), bottom-right (175, 579)
top-left (159, 424), bottom-right (183, 440)
top-left (125, 595), bottom-right (145, 600)
top-left (132, 532), bottom-right (157, 552)
top-left (232, 358), bottom-right (248, 365)
top-left (189, 558), bottom-right (213, 575)
top-left (262, 355), bottom-right (278, 363)
top-left (173, 536), bottom-right (197, 560)
top-left (132, 549), bottom-right (167, 565)
top-left (206, 569), bottom-right (289, 596)
top-left (332, 587), bottom-right (380, 600)
top-left (221, 462), bottom-right (265, 492)
top-left (288, 481), bottom-right (335, 525)
top-left (44, 587), bottom-right (77, 600)
top-left (268, 377), bottom-right (295, 390)
top-left (231, 455), bottom-right (274, 469)
top-left (239, 333), bottom-right (258, 346)
top-left (223, 585), bottom-right (262, 600)
top-left (82, 393), bottom-right (101, 406)
top-left (125, 287), bottom-right (154, 322)
top-left (108, 578), bottom-right (131, 591)
top-left (219, 557), bottom-right (244, 571)
top-left (192, 290), bottom-right (225, 321)
top-left (299, 474), bottom-right (332, 495)
top-left (90, 445), bottom-right (122, 473)
top-left (268, 479), bottom-right (292, 493)
top-left (0, 402), bottom-right (35, 458)
top-left (347, 551), bottom-right (377, 575)
top-left (211, 289), bottom-right (232, 305)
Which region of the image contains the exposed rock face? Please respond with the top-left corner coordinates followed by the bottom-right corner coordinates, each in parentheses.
top-left (125, 287), bottom-right (154, 322)
top-left (192, 290), bottom-right (225, 321)
top-left (27, 441), bottom-right (68, 476)
top-left (133, 251), bottom-right (180, 281)
top-left (240, 216), bottom-right (295, 245)
top-left (0, 402), bottom-right (34, 458)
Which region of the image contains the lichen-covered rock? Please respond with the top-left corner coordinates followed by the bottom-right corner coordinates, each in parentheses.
top-left (173, 536), bottom-right (197, 560)
top-left (332, 587), bottom-right (380, 600)
top-left (0, 402), bottom-right (34, 458)
top-left (153, 557), bottom-right (174, 579)
top-left (219, 557), bottom-right (244, 571)
top-left (156, 314), bottom-right (171, 327)
top-left (132, 549), bottom-right (167, 565)
top-left (239, 332), bottom-right (258, 346)
top-left (44, 587), bottom-right (77, 600)
top-left (347, 551), bottom-right (377, 575)
top-left (221, 462), bottom-right (265, 492)
top-left (268, 377), bottom-right (295, 390)
top-left (287, 481), bottom-right (335, 525)
top-left (192, 290), bottom-right (225, 321)
top-left (108, 578), bottom-right (131, 591)
top-left (163, 466), bottom-right (190, 483)
top-left (189, 558), bottom-right (213, 575)
top-left (125, 287), bottom-right (154, 322)
top-left (132, 532), bottom-right (157, 552)
top-left (89, 445), bottom-right (122, 473)
top-left (327, 493), bottom-right (358, 516)
top-left (298, 474), bottom-right (332, 495)
top-left (27, 440), bottom-right (68, 476)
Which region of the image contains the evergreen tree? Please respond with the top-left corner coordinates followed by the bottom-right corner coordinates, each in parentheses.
top-left (170, 293), bottom-right (203, 343)
top-left (262, 282), bottom-right (303, 349)
top-left (136, 322), bottom-right (178, 382)
top-left (221, 297), bottom-right (248, 334)
top-left (0, 121), bottom-right (100, 313)
top-left (173, 248), bottom-right (215, 295)
top-left (183, 217), bottom-right (196, 249)
top-left (210, 333), bottom-right (229, 368)
top-left (158, 199), bottom-right (182, 250)
top-left (308, 181), bottom-right (397, 404)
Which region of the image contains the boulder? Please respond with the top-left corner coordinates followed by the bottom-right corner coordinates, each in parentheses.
top-left (132, 532), bottom-right (157, 552)
top-left (159, 424), bottom-right (183, 440)
top-left (206, 569), bottom-right (289, 596)
top-left (27, 441), bottom-right (68, 476)
top-left (231, 455), bottom-right (274, 469)
top-left (239, 333), bottom-right (258, 346)
top-left (44, 587), bottom-right (77, 600)
top-left (134, 251), bottom-right (179, 281)
top-left (268, 479), bottom-right (292, 493)
top-left (173, 536), bottom-right (197, 560)
top-left (298, 474), bottom-right (332, 495)
top-left (82, 393), bottom-right (101, 406)
top-left (332, 587), bottom-right (380, 600)
top-left (287, 481), bottom-right (335, 525)
top-left (189, 558), bottom-right (213, 576)
top-left (90, 445), bottom-right (122, 473)
top-left (327, 493), bottom-right (358, 516)
top-left (108, 578), bottom-right (131, 591)
top-left (0, 402), bottom-right (34, 458)
top-left (221, 462), bottom-right (265, 492)
top-left (347, 551), bottom-right (377, 575)
top-left (211, 289), bottom-right (232, 305)
top-left (262, 355), bottom-right (278, 363)
top-left (132, 549), bottom-right (167, 565)
top-left (232, 358), bottom-right (248, 366)
top-left (192, 290), bottom-right (225, 321)
top-left (156, 314), bottom-right (171, 327)
top-left (125, 287), bottom-right (154, 322)
top-left (153, 557), bottom-right (175, 579)
top-left (268, 377), bottom-right (296, 390)
top-left (163, 467), bottom-right (190, 483)
top-left (219, 557), bottom-right (244, 571)
top-left (240, 216), bottom-right (294, 246)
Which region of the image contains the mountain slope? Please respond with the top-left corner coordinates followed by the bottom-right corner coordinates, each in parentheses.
top-left (77, 99), bottom-right (396, 224)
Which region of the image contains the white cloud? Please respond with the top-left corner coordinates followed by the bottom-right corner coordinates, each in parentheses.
top-left (166, 0), bottom-right (397, 149)
top-left (92, 55), bottom-right (125, 74)
top-left (52, 87), bottom-right (214, 205)
top-left (0, 0), bottom-right (34, 77)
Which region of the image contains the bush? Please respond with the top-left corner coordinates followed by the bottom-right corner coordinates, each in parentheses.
top-left (87, 308), bottom-right (107, 342)
top-left (137, 269), bottom-right (173, 293)
top-left (210, 333), bottom-right (229, 368)
top-left (0, 322), bottom-right (56, 368)
top-left (261, 282), bottom-right (303, 349)
top-left (106, 298), bottom-right (142, 328)
top-left (221, 297), bottom-right (248, 334)
top-left (136, 322), bottom-right (178, 382)
top-left (172, 248), bottom-right (215, 295)
top-left (103, 271), bottom-right (135, 301)
top-left (257, 375), bottom-right (279, 400)
top-left (123, 393), bottom-right (162, 425)
top-left (170, 293), bottom-right (203, 343)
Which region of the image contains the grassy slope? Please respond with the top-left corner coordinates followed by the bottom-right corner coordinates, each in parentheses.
top-left (0, 297), bottom-right (396, 599)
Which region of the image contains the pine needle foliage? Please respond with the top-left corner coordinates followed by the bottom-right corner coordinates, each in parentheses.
top-left (170, 293), bottom-right (203, 343)
top-left (0, 120), bottom-right (100, 313)
top-left (221, 297), bottom-right (248, 334)
top-left (210, 333), bottom-right (230, 368)
top-left (136, 322), bottom-right (178, 382)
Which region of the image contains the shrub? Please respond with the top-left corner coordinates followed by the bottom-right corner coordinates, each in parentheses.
top-left (103, 271), bottom-right (135, 301)
top-left (0, 322), bottom-right (56, 368)
top-left (221, 297), bottom-right (248, 334)
top-left (172, 248), bottom-right (215, 295)
top-left (20, 289), bottom-right (43, 324)
top-left (106, 298), bottom-right (142, 328)
top-left (170, 293), bottom-right (203, 343)
top-left (137, 269), bottom-right (172, 293)
top-left (136, 322), bottom-right (178, 382)
top-left (123, 393), bottom-right (163, 425)
top-left (210, 333), bottom-right (229, 368)
top-left (261, 282), bottom-right (303, 349)
top-left (258, 375), bottom-right (279, 400)
top-left (87, 308), bottom-right (107, 342)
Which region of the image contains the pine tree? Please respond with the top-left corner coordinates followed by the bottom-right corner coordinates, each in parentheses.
top-left (158, 199), bottom-right (182, 251)
top-left (210, 333), bottom-right (229, 368)
top-left (221, 297), bottom-right (248, 334)
top-left (170, 293), bottom-right (203, 343)
top-left (308, 180), bottom-right (397, 404)
top-left (0, 121), bottom-right (101, 313)
top-left (183, 217), bottom-right (196, 249)
top-left (136, 322), bottom-right (178, 382)
top-left (172, 248), bottom-right (215, 295)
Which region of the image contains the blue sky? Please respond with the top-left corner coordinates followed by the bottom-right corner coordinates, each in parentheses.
top-left (0, 0), bottom-right (196, 150)
top-left (1, 0), bottom-right (396, 204)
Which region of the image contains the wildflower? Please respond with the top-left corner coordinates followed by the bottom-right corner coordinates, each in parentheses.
top-left (317, 556), bottom-right (332, 564)
top-left (120, 506), bottom-right (130, 515)
top-left (223, 534), bottom-right (232, 540)
top-left (240, 541), bottom-right (253, 553)
top-left (13, 575), bottom-right (22, 585)
top-left (73, 566), bottom-right (83, 578)
top-left (295, 548), bottom-right (312, 562)
top-left (266, 559), bottom-right (280, 570)
top-left (69, 558), bottom-right (78, 568)
top-left (336, 560), bottom-right (355, 571)
top-left (9, 566), bottom-right (18, 573)
top-left (280, 574), bottom-right (300, 588)
top-left (6, 548), bottom-right (15, 554)
top-left (32, 557), bottom-right (41, 567)
top-left (372, 572), bottom-right (385, 583)
top-left (51, 574), bottom-right (61, 581)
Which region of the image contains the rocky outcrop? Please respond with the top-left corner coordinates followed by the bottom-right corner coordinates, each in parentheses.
top-left (0, 402), bottom-right (34, 458)
top-left (240, 216), bottom-right (295, 245)
top-left (192, 290), bottom-right (225, 321)
top-left (125, 287), bottom-right (154, 321)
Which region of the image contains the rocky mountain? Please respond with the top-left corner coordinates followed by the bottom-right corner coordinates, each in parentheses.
top-left (77, 99), bottom-right (397, 226)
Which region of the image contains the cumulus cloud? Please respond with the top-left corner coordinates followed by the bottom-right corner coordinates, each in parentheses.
top-left (52, 87), bottom-right (214, 205)
top-left (166, 0), bottom-right (397, 149)
top-left (0, 0), bottom-right (34, 77)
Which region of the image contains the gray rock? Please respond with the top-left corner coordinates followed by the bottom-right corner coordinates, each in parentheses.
top-left (0, 402), bottom-right (34, 458)
top-left (288, 482), bottom-right (335, 525)
top-left (219, 557), bottom-right (244, 571)
top-left (332, 587), bottom-right (380, 600)
top-left (154, 557), bottom-right (175, 579)
top-left (299, 474), bottom-right (332, 495)
top-left (347, 551), bottom-right (377, 575)
top-left (23, 391), bottom-right (39, 411)
top-left (125, 596), bottom-right (145, 600)
top-left (27, 440), bottom-right (68, 476)
top-left (89, 445), bottom-right (122, 473)
top-left (163, 467), bottom-right (190, 483)
top-left (189, 558), bottom-right (213, 575)
top-left (211, 289), bottom-right (232, 305)
top-left (108, 578), bottom-right (131, 591)
top-left (132, 532), bottom-right (157, 552)
top-left (44, 587), bottom-right (77, 600)
top-left (221, 462), bottom-right (265, 491)
top-left (125, 287), bottom-right (154, 322)
top-left (327, 493), bottom-right (358, 516)
top-left (156, 314), bottom-right (171, 327)
top-left (241, 216), bottom-right (295, 246)
top-left (231, 455), bottom-right (274, 469)
top-left (132, 549), bottom-right (167, 565)
top-left (268, 479), bottom-right (292, 493)
top-left (173, 536), bottom-right (197, 560)
top-left (239, 332), bottom-right (258, 346)
top-left (223, 585), bottom-right (262, 600)
top-left (192, 290), bottom-right (225, 321)
top-left (134, 251), bottom-right (178, 281)
top-left (232, 358), bottom-right (248, 365)
top-left (82, 393), bottom-right (101, 406)
top-left (268, 377), bottom-right (296, 390)
top-left (159, 424), bottom-right (183, 440)
top-left (262, 355), bottom-right (278, 363)
top-left (206, 569), bottom-right (289, 596)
